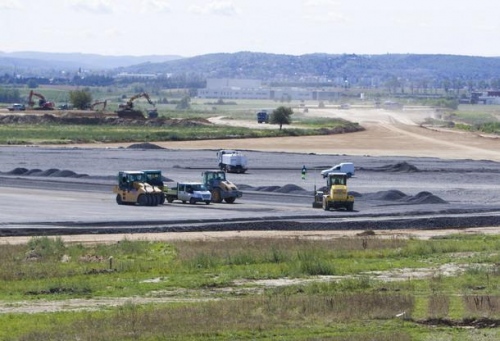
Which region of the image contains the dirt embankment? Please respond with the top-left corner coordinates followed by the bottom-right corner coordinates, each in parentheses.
top-left (0, 113), bottom-right (212, 127)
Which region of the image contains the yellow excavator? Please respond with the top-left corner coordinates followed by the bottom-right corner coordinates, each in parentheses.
top-left (116, 92), bottom-right (156, 119)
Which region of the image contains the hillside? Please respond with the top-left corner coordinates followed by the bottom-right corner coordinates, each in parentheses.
top-left (0, 51), bottom-right (183, 71)
top-left (2, 51), bottom-right (500, 87)
top-left (117, 52), bottom-right (500, 84)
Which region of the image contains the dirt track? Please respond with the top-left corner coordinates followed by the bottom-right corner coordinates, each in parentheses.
top-left (60, 107), bottom-right (500, 161)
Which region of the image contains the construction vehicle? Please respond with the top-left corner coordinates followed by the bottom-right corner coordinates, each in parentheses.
top-left (27, 90), bottom-right (55, 110)
top-left (202, 170), bottom-right (242, 203)
top-left (142, 169), bottom-right (211, 205)
top-left (217, 150), bottom-right (248, 173)
top-left (113, 171), bottom-right (165, 206)
top-left (142, 170), bottom-right (167, 204)
top-left (312, 172), bottom-right (354, 211)
top-left (164, 182), bottom-right (212, 205)
top-left (116, 92), bottom-right (155, 119)
top-left (90, 100), bottom-right (108, 111)
top-left (257, 110), bottom-right (270, 123)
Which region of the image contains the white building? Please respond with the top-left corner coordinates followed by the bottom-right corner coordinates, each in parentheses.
top-left (197, 78), bottom-right (341, 101)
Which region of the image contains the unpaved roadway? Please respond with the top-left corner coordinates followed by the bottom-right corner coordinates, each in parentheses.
top-left (71, 106), bottom-right (500, 161)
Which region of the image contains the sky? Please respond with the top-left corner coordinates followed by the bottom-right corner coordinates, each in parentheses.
top-left (1, 0), bottom-right (499, 57)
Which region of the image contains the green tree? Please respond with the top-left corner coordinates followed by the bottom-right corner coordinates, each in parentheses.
top-left (270, 106), bottom-right (293, 130)
top-left (176, 96), bottom-right (191, 110)
top-left (69, 89), bottom-right (92, 110)
top-left (26, 79), bottom-right (38, 89)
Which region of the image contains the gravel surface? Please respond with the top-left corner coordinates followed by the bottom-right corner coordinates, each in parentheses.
top-left (1, 106), bottom-right (500, 238)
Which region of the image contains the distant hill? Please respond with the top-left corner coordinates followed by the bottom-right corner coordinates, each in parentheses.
top-left (117, 52), bottom-right (500, 85)
top-left (0, 51), bottom-right (184, 71)
top-left (3, 51), bottom-right (500, 87)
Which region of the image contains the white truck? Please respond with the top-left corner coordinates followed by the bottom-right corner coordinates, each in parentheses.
top-left (321, 162), bottom-right (355, 178)
top-left (165, 182), bottom-right (212, 205)
top-left (217, 150), bottom-right (248, 173)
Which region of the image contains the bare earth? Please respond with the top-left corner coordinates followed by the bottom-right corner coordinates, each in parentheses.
top-left (2, 106), bottom-right (500, 314)
top-left (72, 106), bottom-right (500, 161)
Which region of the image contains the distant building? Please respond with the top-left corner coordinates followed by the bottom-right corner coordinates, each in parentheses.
top-left (197, 78), bottom-right (341, 101)
top-left (471, 91), bottom-right (500, 104)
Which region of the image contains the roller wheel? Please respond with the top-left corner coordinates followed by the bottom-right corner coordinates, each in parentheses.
top-left (116, 194), bottom-right (124, 205)
top-left (167, 196), bottom-right (174, 203)
top-left (322, 198), bottom-right (329, 211)
top-left (346, 202), bottom-right (354, 211)
top-left (159, 194), bottom-right (165, 205)
top-left (151, 195), bottom-right (159, 206)
top-left (224, 197), bottom-right (236, 204)
top-left (205, 201), bottom-right (210, 205)
top-left (138, 194), bottom-right (148, 206)
top-left (211, 188), bottom-right (222, 203)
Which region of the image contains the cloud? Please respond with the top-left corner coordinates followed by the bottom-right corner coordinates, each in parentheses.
top-left (141, 0), bottom-right (171, 13)
top-left (302, 0), bottom-right (347, 24)
top-left (188, 1), bottom-right (239, 16)
top-left (68, 0), bottom-right (114, 14)
top-left (104, 28), bottom-right (123, 38)
top-left (0, 0), bottom-right (22, 10)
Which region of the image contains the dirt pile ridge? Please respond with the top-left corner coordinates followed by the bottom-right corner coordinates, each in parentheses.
top-left (360, 162), bottom-right (420, 173)
top-left (3, 168), bottom-right (88, 178)
top-left (363, 190), bottom-right (448, 204)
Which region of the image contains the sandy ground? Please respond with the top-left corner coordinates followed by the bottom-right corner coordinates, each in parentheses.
top-left (63, 107), bottom-right (500, 161)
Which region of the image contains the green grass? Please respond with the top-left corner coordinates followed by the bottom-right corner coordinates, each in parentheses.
top-left (2, 235), bottom-right (500, 339)
top-left (0, 117), bottom-right (362, 145)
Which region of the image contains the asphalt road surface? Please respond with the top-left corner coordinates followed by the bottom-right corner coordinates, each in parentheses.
top-left (1, 106), bottom-right (500, 238)
top-left (1, 146), bottom-right (500, 237)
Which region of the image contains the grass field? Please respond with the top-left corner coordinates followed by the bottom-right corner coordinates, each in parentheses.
top-left (1, 234), bottom-right (500, 340)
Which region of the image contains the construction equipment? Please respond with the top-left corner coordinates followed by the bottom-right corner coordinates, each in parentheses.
top-left (113, 171), bottom-right (165, 206)
top-left (90, 99), bottom-right (107, 111)
top-left (142, 169), bottom-right (167, 204)
top-left (27, 90), bottom-right (55, 110)
top-left (202, 170), bottom-right (242, 203)
top-left (165, 182), bottom-right (212, 205)
top-left (217, 149), bottom-right (248, 173)
top-left (116, 92), bottom-right (155, 119)
top-left (257, 110), bottom-right (270, 123)
top-left (312, 172), bottom-right (354, 211)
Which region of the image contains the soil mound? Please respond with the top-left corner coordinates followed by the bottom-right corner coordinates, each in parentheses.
top-left (127, 143), bottom-right (164, 150)
top-left (401, 191), bottom-right (448, 204)
top-left (2, 168), bottom-right (88, 178)
top-left (0, 115), bottom-right (213, 128)
top-left (365, 162), bottom-right (419, 173)
top-left (365, 190), bottom-right (407, 201)
top-left (363, 190), bottom-right (448, 204)
top-left (242, 184), bottom-right (308, 194)
top-left (275, 184), bottom-right (306, 193)
top-left (6, 167), bottom-right (29, 175)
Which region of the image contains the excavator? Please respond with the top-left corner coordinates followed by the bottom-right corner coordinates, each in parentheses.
top-left (90, 99), bottom-right (108, 111)
top-left (116, 92), bottom-right (156, 119)
top-left (27, 90), bottom-right (55, 110)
